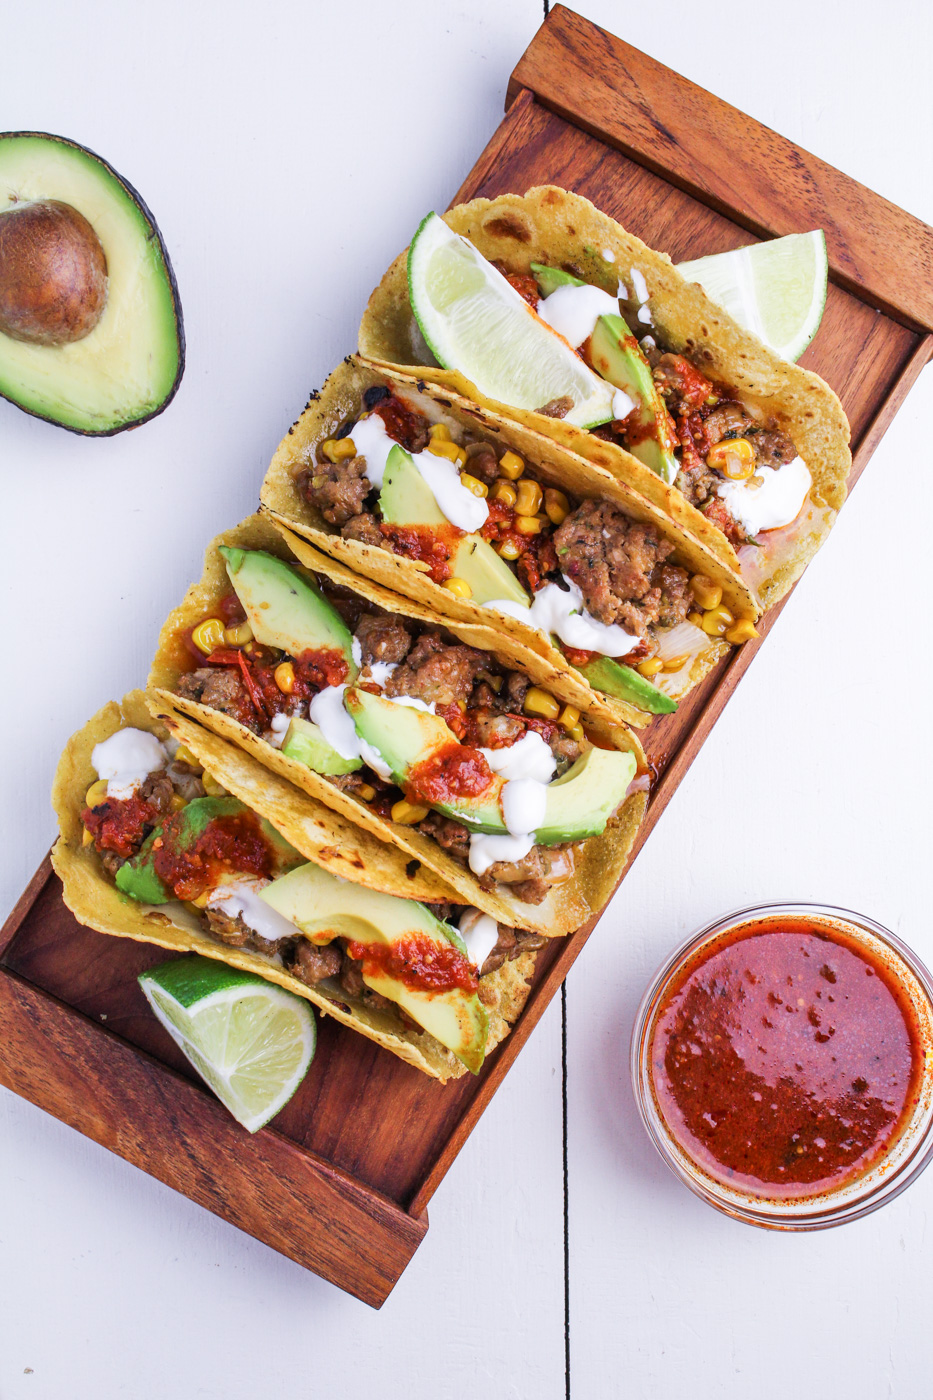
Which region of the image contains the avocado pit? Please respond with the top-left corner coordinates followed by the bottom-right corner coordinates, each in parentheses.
top-left (0, 198), bottom-right (108, 346)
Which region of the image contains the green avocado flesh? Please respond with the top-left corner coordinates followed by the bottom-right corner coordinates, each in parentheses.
top-left (0, 132), bottom-right (183, 434)
top-left (345, 687), bottom-right (636, 843)
top-left (587, 316), bottom-right (679, 483)
top-left (530, 263), bottom-right (585, 296)
top-left (281, 715), bottom-right (362, 775)
top-left (219, 547), bottom-right (358, 675)
top-left (379, 444), bottom-right (529, 607)
top-left (115, 796), bottom-right (302, 904)
top-left (572, 654), bottom-right (677, 715)
top-left (261, 862), bottom-right (488, 1072)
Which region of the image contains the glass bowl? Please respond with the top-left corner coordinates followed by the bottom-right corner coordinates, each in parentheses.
top-left (630, 902), bottom-right (933, 1230)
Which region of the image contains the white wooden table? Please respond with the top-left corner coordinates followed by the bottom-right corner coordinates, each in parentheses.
top-left (2, 2), bottom-right (932, 1394)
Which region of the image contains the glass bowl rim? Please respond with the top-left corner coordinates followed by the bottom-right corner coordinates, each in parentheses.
top-left (629, 900), bottom-right (933, 1230)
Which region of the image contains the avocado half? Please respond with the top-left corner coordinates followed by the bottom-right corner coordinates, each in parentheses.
top-left (0, 132), bottom-right (184, 434)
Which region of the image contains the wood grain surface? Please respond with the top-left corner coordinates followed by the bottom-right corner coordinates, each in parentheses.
top-left (2, 8), bottom-right (931, 1308)
top-left (507, 6), bottom-right (933, 332)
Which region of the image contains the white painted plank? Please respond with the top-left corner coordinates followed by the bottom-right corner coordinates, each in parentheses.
top-left (565, 0), bottom-right (933, 1379)
top-left (0, 1), bottom-right (562, 1394)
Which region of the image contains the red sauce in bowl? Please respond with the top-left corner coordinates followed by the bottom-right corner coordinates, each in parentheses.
top-left (649, 916), bottom-right (926, 1200)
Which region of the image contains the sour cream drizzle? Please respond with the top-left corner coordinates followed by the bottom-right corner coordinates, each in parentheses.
top-left (348, 411), bottom-right (488, 532)
top-left (489, 578), bottom-right (638, 659)
top-left (717, 456), bottom-right (812, 536)
top-left (91, 728), bottom-right (167, 800)
top-left (211, 879), bottom-right (301, 946)
top-left (537, 283), bottom-right (620, 350)
top-left (458, 908), bottom-right (500, 971)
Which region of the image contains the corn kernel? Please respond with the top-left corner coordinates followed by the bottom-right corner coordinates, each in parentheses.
top-left (274, 661), bottom-right (296, 694)
top-left (190, 890), bottom-right (213, 909)
top-left (661, 653), bottom-right (690, 673)
top-left (687, 611), bottom-right (705, 629)
top-left (356, 783), bottom-right (376, 802)
top-left (459, 472), bottom-right (489, 498)
top-left (524, 687), bottom-right (561, 721)
top-left (427, 437), bottom-right (467, 468)
top-left (725, 618), bottom-right (760, 645)
top-left (707, 437), bottom-right (756, 480)
top-left (514, 479), bottom-right (543, 517)
top-left (491, 479), bottom-right (518, 507)
top-left (558, 704), bottom-right (581, 732)
top-left (85, 778), bottom-right (110, 809)
top-left (322, 436), bottom-right (357, 463)
top-left (700, 604), bottom-right (735, 636)
top-left (443, 577), bottom-right (473, 599)
top-left (169, 793), bottom-right (188, 812)
top-left (544, 488), bottom-right (570, 525)
top-left (565, 723), bottom-right (585, 743)
top-left (191, 617), bottom-right (226, 655)
top-left (516, 513), bottom-right (546, 535)
top-left (173, 744), bottom-right (202, 770)
top-left (224, 621), bottom-right (253, 646)
top-left (82, 825), bottom-right (95, 847)
top-left (428, 423), bottom-right (451, 441)
top-left (498, 451), bottom-right (525, 480)
top-left (689, 575), bottom-right (723, 611)
top-left (497, 540), bottom-right (522, 560)
top-left (202, 773), bottom-right (228, 797)
top-left (637, 657), bottom-right (664, 679)
top-left (392, 799), bottom-right (430, 825)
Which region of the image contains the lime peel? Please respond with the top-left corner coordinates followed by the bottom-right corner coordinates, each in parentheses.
top-left (139, 956), bottom-right (316, 1133)
top-left (676, 230), bottom-right (828, 363)
top-left (407, 212), bottom-right (616, 429)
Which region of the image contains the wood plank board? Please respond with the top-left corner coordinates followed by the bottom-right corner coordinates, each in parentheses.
top-left (2, 6), bottom-right (930, 1306)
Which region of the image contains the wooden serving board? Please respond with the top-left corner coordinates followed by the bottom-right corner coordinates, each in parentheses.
top-left (2, 6), bottom-right (931, 1308)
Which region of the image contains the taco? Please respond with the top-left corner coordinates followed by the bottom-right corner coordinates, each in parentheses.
top-left (261, 355), bottom-right (759, 729)
top-left (147, 514), bottom-right (648, 937)
top-left (52, 690), bottom-right (542, 1081)
top-left (358, 186), bottom-right (852, 608)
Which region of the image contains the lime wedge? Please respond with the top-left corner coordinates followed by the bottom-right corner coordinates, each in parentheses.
top-left (676, 231), bottom-right (827, 362)
top-left (407, 213), bottom-right (616, 429)
top-left (139, 957), bottom-right (316, 1133)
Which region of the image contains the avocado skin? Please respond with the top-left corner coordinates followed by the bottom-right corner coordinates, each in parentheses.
top-left (573, 654), bottom-right (677, 715)
top-left (0, 131), bottom-right (184, 436)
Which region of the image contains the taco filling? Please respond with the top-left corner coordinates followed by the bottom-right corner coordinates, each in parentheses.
top-left (296, 383), bottom-right (756, 711)
top-left (411, 227), bottom-right (813, 551)
top-left (79, 725), bottom-right (543, 1072)
top-left (170, 546), bottom-right (644, 906)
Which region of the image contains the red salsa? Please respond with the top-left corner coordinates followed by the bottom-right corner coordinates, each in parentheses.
top-left (346, 934), bottom-right (478, 996)
top-left (380, 522), bottom-right (462, 585)
top-left (407, 742), bottom-right (495, 807)
top-left (153, 811), bottom-right (273, 902)
top-left (650, 917), bottom-right (926, 1199)
top-left (83, 793), bottom-right (159, 858)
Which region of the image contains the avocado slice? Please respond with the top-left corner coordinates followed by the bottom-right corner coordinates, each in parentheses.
top-left (115, 795), bottom-right (302, 903)
top-left (380, 444), bottom-right (530, 607)
top-left (587, 316), bottom-right (679, 484)
top-left (219, 547), bottom-right (358, 675)
top-left (0, 132), bottom-right (183, 435)
top-left (534, 746), bottom-right (636, 843)
top-left (345, 688), bottom-right (505, 831)
top-left (530, 263), bottom-right (585, 296)
top-left (281, 715), bottom-right (363, 776)
top-left (345, 687), bottom-right (637, 843)
top-left (380, 442), bottom-right (447, 527)
top-left (572, 654), bottom-right (677, 716)
top-left (260, 862), bottom-right (489, 1072)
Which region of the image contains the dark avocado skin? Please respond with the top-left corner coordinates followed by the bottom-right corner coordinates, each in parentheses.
top-left (0, 131), bottom-right (185, 435)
